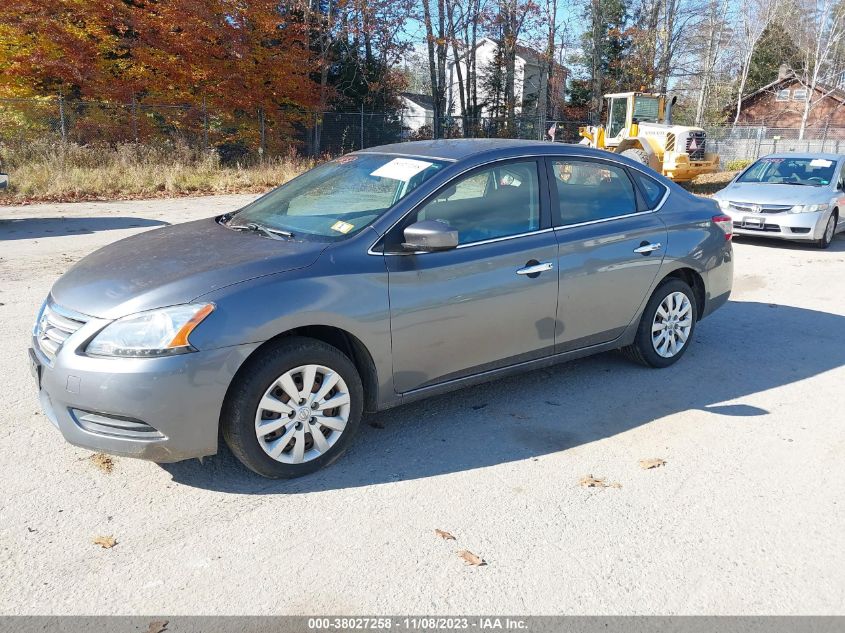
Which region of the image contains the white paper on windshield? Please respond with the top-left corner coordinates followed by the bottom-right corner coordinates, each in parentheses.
top-left (371, 158), bottom-right (433, 181)
top-left (810, 159), bottom-right (833, 167)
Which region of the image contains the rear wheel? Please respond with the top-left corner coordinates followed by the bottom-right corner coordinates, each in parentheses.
top-left (623, 279), bottom-right (698, 368)
top-left (222, 336), bottom-right (364, 478)
top-left (621, 147), bottom-right (650, 166)
top-left (817, 211), bottom-right (837, 249)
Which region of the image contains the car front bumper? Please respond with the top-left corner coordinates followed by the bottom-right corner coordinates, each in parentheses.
top-left (725, 208), bottom-right (829, 241)
top-left (30, 337), bottom-right (259, 463)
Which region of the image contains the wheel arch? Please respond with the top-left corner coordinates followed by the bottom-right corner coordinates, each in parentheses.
top-left (228, 325), bottom-right (380, 413)
top-left (659, 267), bottom-right (706, 321)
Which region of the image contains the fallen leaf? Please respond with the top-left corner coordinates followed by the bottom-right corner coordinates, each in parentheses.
top-left (146, 620), bottom-right (168, 633)
top-left (89, 453), bottom-right (114, 474)
top-left (579, 475), bottom-right (622, 489)
top-left (457, 550), bottom-right (486, 566)
top-left (93, 535), bottom-right (117, 549)
top-left (435, 529), bottom-right (456, 541)
top-left (639, 458), bottom-right (667, 470)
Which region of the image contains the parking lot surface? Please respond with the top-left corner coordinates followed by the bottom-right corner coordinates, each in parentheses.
top-left (1, 196), bottom-right (843, 614)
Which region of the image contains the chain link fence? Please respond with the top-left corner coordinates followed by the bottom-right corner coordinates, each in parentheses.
top-left (2, 96), bottom-right (843, 170)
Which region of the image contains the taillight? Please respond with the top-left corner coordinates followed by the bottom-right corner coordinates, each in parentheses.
top-left (712, 214), bottom-right (732, 241)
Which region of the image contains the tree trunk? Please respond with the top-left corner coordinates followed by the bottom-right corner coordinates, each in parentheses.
top-left (421, 0), bottom-right (441, 137)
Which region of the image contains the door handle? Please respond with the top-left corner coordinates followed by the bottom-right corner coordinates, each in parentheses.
top-left (516, 261), bottom-right (554, 276)
top-left (633, 242), bottom-right (662, 254)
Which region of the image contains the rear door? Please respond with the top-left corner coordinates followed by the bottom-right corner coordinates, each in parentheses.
top-left (382, 158), bottom-right (559, 393)
top-left (547, 157), bottom-right (668, 352)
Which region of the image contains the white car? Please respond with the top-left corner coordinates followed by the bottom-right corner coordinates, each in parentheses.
top-left (712, 153), bottom-right (845, 248)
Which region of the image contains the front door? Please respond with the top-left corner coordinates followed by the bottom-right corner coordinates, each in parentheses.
top-left (383, 159), bottom-right (559, 393)
top-left (547, 157), bottom-right (667, 351)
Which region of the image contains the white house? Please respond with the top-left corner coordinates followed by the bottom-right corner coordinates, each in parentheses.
top-left (398, 92), bottom-right (434, 134)
top-left (446, 37), bottom-right (554, 118)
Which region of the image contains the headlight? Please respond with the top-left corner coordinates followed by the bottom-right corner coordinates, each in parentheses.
top-left (86, 303), bottom-right (214, 357)
top-left (716, 198), bottom-right (730, 210)
top-left (789, 203), bottom-right (828, 214)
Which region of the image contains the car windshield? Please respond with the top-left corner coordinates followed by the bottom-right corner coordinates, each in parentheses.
top-left (226, 154), bottom-right (447, 240)
top-left (737, 157), bottom-right (837, 187)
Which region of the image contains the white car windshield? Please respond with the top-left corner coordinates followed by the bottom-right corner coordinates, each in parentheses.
top-left (226, 154), bottom-right (446, 240)
top-left (737, 157), bottom-right (836, 187)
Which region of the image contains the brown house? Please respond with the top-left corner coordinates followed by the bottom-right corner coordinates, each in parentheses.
top-left (734, 67), bottom-right (845, 131)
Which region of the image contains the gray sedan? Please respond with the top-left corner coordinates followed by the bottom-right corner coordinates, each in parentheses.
top-left (30, 140), bottom-right (733, 478)
top-left (712, 153), bottom-right (845, 248)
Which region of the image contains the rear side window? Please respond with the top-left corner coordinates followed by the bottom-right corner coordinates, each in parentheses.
top-left (631, 170), bottom-right (666, 208)
top-left (551, 159), bottom-right (637, 225)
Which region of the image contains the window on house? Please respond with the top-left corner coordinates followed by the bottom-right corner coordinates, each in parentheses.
top-left (793, 89), bottom-right (808, 101)
top-left (776, 89), bottom-right (791, 101)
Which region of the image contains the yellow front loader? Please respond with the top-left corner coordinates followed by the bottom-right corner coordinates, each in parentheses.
top-left (579, 92), bottom-right (719, 182)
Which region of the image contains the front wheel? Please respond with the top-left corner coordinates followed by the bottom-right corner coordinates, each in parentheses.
top-left (817, 211), bottom-right (837, 249)
top-left (222, 337), bottom-right (364, 478)
top-left (622, 279), bottom-right (698, 368)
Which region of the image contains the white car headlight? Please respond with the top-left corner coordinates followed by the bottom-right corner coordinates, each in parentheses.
top-left (86, 303), bottom-right (214, 357)
top-left (789, 203), bottom-right (828, 214)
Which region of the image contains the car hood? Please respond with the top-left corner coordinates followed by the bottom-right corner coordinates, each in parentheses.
top-left (51, 217), bottom-right (328, 319)
top-left (717, 182), bottom-right (830, 205)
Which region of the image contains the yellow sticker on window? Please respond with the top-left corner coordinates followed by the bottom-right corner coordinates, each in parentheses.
top-left (331, 220), bottom-right (354, 234)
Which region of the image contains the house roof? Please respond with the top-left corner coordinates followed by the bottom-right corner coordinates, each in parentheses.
top-left (399, 92), bottom-right (434, 110)
top-left (740, 73), bottom-right (845, 105)
top-left (456, 37), bottom-right (544, 64)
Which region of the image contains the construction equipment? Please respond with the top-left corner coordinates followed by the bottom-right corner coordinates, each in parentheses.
top-left (578, 92), bottom-right (719, 182)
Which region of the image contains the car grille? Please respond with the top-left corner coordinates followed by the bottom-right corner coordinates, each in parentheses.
top-left (35, 303), bottom-right (87, 362)
top-left (729, 202), bottom-right (792, 214)
top-left (686, 132), bottom-right (706, 160)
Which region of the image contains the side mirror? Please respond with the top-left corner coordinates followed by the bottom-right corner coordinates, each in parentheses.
top-left (0, 173), bottom-right (8, 190)
top-left (402, 219), bottom-right (459, 252)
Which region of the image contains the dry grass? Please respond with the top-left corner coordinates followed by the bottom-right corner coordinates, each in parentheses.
top-left (681, 170), bottom-right (738, 197)
top-left (0, 139), bottom-right (314, 204)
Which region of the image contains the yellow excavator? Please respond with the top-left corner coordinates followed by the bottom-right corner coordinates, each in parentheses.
top-left (579, 92), bottom-right (719, 182)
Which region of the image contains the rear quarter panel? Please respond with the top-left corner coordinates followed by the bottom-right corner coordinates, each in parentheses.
top-left (658, 184), bottom-right (733, 318)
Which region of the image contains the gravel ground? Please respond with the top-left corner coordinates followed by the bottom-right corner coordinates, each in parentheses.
top-left (1, 196), bottom-right (843, 615)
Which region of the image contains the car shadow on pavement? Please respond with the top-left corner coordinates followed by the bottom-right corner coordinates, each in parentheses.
top-left (162, 300), bottom-right (845, 494)
top-left (0, 216), bottom-right (168, 240)
top-left (734, 234), bottom-right (845, 252)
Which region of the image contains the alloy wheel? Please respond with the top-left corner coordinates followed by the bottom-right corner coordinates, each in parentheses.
top-left (651, 291), bottom-right (693, 358)
top-left (825, 215), bottom-right (835, 243)
top-left (254, 364), bottom-right (351, 464)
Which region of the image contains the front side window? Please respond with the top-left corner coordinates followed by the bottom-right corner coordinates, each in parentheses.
top-left (737, 157), bottom-right (836, 186)
top-left (226, 154), bottom-right (446, 240)
top-left (552, 159), bottom-right (638, 224)
top-left (408, 160), bottom-right (541, 245)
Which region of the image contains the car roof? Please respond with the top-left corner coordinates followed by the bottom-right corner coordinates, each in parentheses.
top-left (357, 139), bottom-right (618, 163)
top-left (762, 152), bottom-right (843, 161)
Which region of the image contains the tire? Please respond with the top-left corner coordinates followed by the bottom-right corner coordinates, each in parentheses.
top-left (222, 336), bottom-right (364, 478)
top-left (622, 278), bottom-right (698, 368)
top-left (621, 147), bottom-right (650, 166)
top-left (816, 211), bottom-right (837, 249)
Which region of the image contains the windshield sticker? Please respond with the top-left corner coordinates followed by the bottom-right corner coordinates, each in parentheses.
top-left (810, 159), bottom-right (833, 168)
top-left (370, 158), bottom-right (433, 181)
top-left (331, 220), bottom-right (354, 234)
